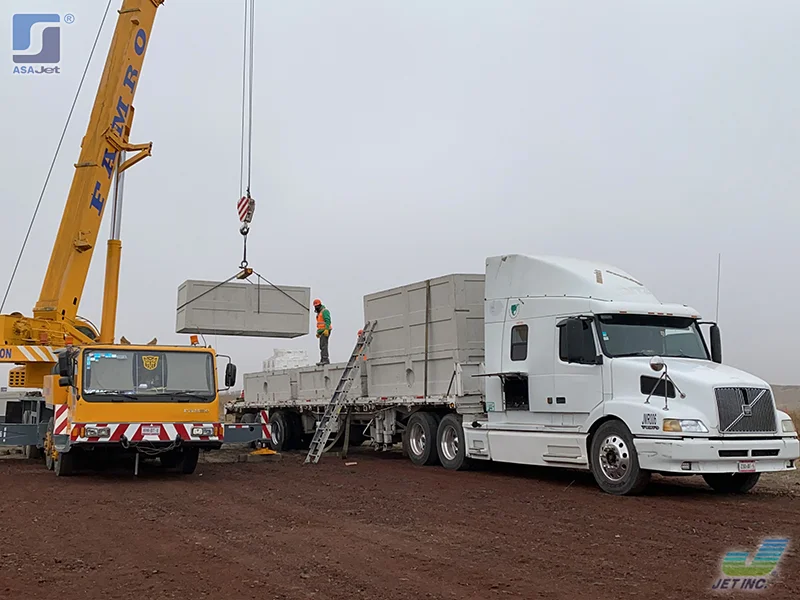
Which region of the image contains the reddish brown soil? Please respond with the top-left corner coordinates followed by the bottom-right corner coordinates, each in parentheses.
top-left (1, 449), bottom-right (799, 600)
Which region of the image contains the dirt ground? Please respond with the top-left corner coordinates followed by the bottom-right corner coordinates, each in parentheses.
top-left (1, 447), bottom-right (798, 600)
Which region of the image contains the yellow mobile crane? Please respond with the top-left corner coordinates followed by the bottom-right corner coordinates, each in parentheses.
top-left (0, 0), bottom-right (267, 474)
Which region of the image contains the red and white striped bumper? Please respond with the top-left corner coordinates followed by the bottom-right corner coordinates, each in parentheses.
top-left (70, 423), bottom-right (224, 443)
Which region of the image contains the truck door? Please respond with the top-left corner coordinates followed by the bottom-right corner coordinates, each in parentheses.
top-left (552, 316), bottom-right (604, 427)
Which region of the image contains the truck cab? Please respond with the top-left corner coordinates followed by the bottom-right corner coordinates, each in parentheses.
top-left (43, 343), bottom-right (237, 475)
top-left (465, 254), bottom-right (799, 495)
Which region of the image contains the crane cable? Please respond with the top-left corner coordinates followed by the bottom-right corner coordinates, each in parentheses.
top-left (0, 0), bottom-right (114, 313)
top-left (238, 0), bottom-right (256, 269)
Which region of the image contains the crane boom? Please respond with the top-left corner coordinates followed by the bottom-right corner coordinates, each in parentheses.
top-left (0, 0), bottom-right (163, 388)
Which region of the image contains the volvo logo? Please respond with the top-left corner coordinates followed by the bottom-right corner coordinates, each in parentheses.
top-left (742, 404), bottom-right (753, 417)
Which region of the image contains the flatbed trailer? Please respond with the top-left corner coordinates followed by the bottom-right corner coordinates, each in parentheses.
top-left (230, 254), bottom-right (799, 495)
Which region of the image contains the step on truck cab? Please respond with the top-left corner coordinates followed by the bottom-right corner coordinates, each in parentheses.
top-left (464, 254), bottom-right (799, 494)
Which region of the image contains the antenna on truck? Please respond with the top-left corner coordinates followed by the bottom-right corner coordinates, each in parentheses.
top-left (714, 253), bottom-right (722, 323)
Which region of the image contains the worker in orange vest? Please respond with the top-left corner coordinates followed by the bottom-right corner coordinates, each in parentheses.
top-left (314, 298), bottom-right (332, 365)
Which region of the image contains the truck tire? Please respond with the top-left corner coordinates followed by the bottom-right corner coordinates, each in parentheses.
top-left (702, 472), bottom-right (761, 494)
top-left (437, 413), bottom-right (470, 471)
top-left (403, 412), bottom-right (440, 466)
top-left (160, 451), bottom-right (181, 469)
top-left (54, 450), bottom-right (75, 477)
top-left (181, 447), bottom-right (200, 474)
top-left (269, 411), bottom-right (290, 452)
top-left (589, 420), bottom-right (651, 495)
top-left (241, 412), bottom-right (256, 424)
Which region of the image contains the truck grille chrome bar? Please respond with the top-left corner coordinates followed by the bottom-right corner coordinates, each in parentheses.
top-left (715, 387), bottom-right (777, 434)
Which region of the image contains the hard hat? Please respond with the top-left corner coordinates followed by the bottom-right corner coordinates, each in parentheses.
top-left (313, 299), bottom-right (321, 306)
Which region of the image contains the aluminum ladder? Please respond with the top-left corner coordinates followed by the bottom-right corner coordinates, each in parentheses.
top-left (304, 321), bottom-right (376, 464)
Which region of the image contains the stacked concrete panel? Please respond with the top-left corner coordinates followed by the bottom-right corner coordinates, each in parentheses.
top-left (176, 280), bottom-right (310, 338)
top-left (243, 370), bottom-right (295, 405)
top-left (296, 363), bottom-right (368, 401)
top-left (363, 274), bottom-right (485, 397)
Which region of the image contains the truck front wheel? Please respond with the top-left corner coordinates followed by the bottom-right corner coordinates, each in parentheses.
top-left (54, 450), bottom-right (75, 477)
top-left (590, 420), bottom-right (651, 495)
top-left (181, 447), bottom-right (200, 475)
top-left (703, 472), bottom-right (761, 494)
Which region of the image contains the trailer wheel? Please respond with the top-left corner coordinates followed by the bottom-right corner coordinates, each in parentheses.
top-left (589, 420), bottom-right (650, 495)
top-left (181, 447), bottom-right (200, 475)
top-left (403, 412), bottom-right (440, 466)
top-left (54, 450), bottom-right (75, 477)
top-left (702, 472), bottom-right (761, 494)
top-left (269, 411), bottom-right (290, 452)
top-left (437, 414), bottom-right (470, 471)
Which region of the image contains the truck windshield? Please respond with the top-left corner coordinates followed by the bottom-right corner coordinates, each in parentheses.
top-left (82, 350), bottom-right (215, 402)
top-left (595, 314), bottom-right (709, 360)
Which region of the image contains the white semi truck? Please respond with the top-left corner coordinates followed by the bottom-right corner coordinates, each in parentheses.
top-left (229, 254), bottom-right (799, 495)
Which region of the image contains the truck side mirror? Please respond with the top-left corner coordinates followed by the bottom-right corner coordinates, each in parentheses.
top-left (225, 363), bottom-right (237, 388)
top-left (58, 353), bottom-right (72, 378)
top-left (710, 324), bottom-right (722, 364)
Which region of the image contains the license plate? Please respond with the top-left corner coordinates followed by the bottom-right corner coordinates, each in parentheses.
top-left (142, 425), bottom-right (161, 435)
top-left (738, 461), bottom-right (756, 473)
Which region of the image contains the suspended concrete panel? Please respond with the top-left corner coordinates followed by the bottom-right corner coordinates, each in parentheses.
top-left (176, 279), bottom-right (310, 338)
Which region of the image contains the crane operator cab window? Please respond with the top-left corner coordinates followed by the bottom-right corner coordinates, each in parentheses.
top-left (82, 350), bottom-right (215, 402)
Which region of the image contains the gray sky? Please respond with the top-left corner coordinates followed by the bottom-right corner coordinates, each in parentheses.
top-left (2, 0), bottom-right (799, 385)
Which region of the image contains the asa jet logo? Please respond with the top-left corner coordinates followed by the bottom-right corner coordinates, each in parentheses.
top-left (12, 14), bottom-right (61, 63)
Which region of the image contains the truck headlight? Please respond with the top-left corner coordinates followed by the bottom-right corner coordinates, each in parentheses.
top-left (85, 427), bottom-right (110, 438)
top-left (663, 419), bottom-right (708, 433)
top-left (782, 419), bottom-right (797, 433)
top-left (191, 427), bottom-right (214, 436)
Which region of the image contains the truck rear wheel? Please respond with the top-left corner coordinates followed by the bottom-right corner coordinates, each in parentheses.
top-left (403, 412), bottom-right (440, 466)
top-left (589, 420), bottom-right (650, 495)
top-left (269, 411), bottom-right (290, 452)
top-left (437, 414), bottom-right (470, 471)
top-left (703, 472), bottom-right (761, 494)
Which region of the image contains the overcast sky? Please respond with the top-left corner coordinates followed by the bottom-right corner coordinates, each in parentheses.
top-left (2, 0), bottom-right (799, 385)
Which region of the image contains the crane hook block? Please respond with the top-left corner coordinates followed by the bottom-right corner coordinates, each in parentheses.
top-left (237, 195), bottom-right (256, 224)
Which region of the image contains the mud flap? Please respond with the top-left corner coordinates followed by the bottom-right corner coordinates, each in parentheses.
top-left (0, 423), bottom-right (48, 447)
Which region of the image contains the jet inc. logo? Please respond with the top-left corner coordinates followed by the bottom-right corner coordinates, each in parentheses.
top-left (12, 13), bottom-right (72, 74)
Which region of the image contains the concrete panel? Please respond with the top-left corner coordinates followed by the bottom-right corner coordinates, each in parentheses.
top-left (295, 363), bottom-right (368, 402)
top-left (364, 274), bottom-right (485, 360)
top-left (176, 280), bottom-right (310, 338)
top-left (243, 371), bottom-right (295, 404)
top-left (365, 351), bottom-right (484, 398)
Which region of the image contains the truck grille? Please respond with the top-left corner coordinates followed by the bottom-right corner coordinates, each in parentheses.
top-left (715, 387), bottom-right (777, 434)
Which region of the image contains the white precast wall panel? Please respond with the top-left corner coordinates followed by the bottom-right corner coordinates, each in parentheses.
top-left (176, 280), bottom-right (310, 338)
top-left (363, 274), bottom-right (485, 397)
